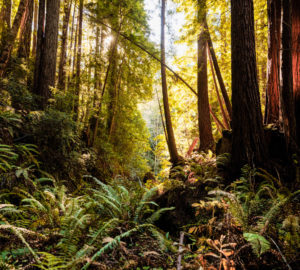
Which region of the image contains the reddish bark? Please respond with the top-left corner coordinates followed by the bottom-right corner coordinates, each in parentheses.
top-left (197, 20), bottom-right (214, 151)
top-left (281, 0), bottom-right (297, 148)
top-left (18, 0), bottom-right (34, 59)
top-left (292, 0), bottom-right (300, 145)
top-left (0, 0), bottom-right (29, 77)
top-left (265, 0), bottom-right (281, 124)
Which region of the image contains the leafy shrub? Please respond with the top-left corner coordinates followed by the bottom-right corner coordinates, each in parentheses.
top-left (25, 109), bottom-right (82, 179)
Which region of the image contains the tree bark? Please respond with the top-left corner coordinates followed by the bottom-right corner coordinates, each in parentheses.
top-left (31, 0), bottom-right (38, 57)
top-left (33, 0), bottom-right (45, 96)
top-left (161, 0), bottom-right (180, 164)
top-left (231, 0), bottom-right (267, 169)
top-left (0, 0), bottom-right (29, 77)
top-left (292, 0), bottom-right (300, 145)
top-left (0, 0), bottom-right (11, 50)
top-left (281, 0), bottom-right (297, 148)
top-left (18, 0), bottom-right (34, 59)
top-left (74, 0), bottom-right (83, 119)
top-left (33, 0), bottom-right (60, 108)
top-left (197, 1), bottom-right (214, 151)
top-left (265, 0), bottom-right (281, 124)
top-left (57, 0), bottom-right (72, 91)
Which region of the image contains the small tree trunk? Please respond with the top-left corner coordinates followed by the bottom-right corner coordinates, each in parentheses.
top-left (265, 0), bottom-right (281, 124)
top-left (206, 23), bottom-right (232, 118)
top-left (31, 0), bottom-right (38, 57)
top-left (57, 0), bottom-right (72, 91)
top-left (208, 47), bottom-right (230, 129)
top-left (74, 0), bottom-right (83, 120)
top-left (33, 0), bottom-right (45, 96)
top-left (18, 0), bottom-right (34, 59)
top-left (0, 0), bottom-right (29, 77)
top-left (161, 0), bottom-right (180, 164)
top-left (231, 0), bottom-right (267, 169)
top-left (281, 0), bottom-right (297, 148)
top-left (66, 2), bottom-right (76, 92)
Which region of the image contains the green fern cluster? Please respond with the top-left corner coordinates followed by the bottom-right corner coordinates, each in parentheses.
top-left (0, 176), bottom-right (175, 269)
top-left (209, 167), bottom-right (300, 257)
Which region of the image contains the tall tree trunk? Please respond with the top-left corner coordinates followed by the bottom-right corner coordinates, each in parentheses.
top-left (0, 0), bottom-right (29, 77)
top-left (265, 0), bottom-right (281, 124)
top-left (18, 0), bottom-right (34, 59)
top-left (197, 1), bottom-right (214, 151)
top-left (74, 0), bottom-right (83, 119)
top-left (31, 0), bottom-right (38, 57)
top-left (33, 0), bottom-right (60, 108)
top-left (106, 48), bottom-right (118, 134)
top-left (93, 26), bottom-right (104, 107)
top-left (33, 0), bottom-right (45, 96)
top-left (57, 0), bottom-right (72, 91)
top-left (281, 0), bottom-right (297, 148)
top-left (0, 0), bottom-right (11, 50)
top-left (161, 0), bottom-right (180, 164)
top-left (66, 2), bottom-right (76, 92)
top-left (292, 0), bottom-right (300, 145)
top-left (91, 24), bottom-right (121, 147)
top-left (231, 0), bottom-right (267, 169)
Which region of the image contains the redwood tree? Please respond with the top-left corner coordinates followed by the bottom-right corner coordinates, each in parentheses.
top-left (0, 0), bottom-right (11, 50)
top-left (292, 0), bottom-right (300, 145)
top-left (265, 0), bottom-right (281, 124)
top-left (18, 0), bottom-right (34, 59)
top-left (231, 0), bottom-right (266, 169)
top-left (57, 0), bottom-right (72, 91)
top-left (33, 0), bottom-right (60, 108)
top-left (0, 0), bottom-right (29, 77)
top-left (281, 0), bottom-right (296, 148)
top-left (197, 0), bottom-right (214, 151)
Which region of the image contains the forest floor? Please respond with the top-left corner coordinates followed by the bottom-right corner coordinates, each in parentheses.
top-left (0, 151), bottom-right (299, 270)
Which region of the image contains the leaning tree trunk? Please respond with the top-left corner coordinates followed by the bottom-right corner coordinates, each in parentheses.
top-left (57, 0), bottom-right (72, 91)
top-left (161, 0), bottom-right (180, 165)
top-left (197, 1), bottom-right (214, 151)
top-left (33, 0), bottom-right (60, 109)
top-left (18, 0), bottom-right (34, 59)
top-left (231, 0), bottom-right (267, 169)
top-left (206, 24), bottom-right (232, 119)
top-left (265, 0), bottom-right (281, 124)
top-left (292, 0), bottom-right (300, 146)
top-left (0, 0), bottom-right (29, 77)
top-left (281, 0), bottom-right (297, 149)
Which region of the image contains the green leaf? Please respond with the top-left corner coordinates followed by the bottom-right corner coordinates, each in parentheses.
top-left (243, 232), bottom-right (270, 256)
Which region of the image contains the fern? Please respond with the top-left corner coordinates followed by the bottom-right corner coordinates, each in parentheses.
top-left (243, 232), bottom-right (270, 256)
top-left (81, 223), bottom-right (155, 270)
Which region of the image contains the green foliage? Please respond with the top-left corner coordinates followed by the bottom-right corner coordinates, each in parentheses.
top-left (243, 233), bottom-right (270, 257)
top-left (25, 109), bottom-right (82, 178)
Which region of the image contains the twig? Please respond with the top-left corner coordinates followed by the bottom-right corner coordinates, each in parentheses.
top-left (177, 231), bottom-right (185, 270)
top-left (269, 237), bottom-right (292, 270)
